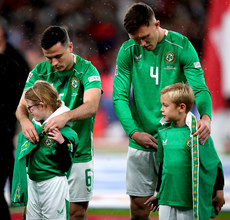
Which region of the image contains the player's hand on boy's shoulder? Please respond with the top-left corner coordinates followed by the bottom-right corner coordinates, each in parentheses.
top-left (193, 114), bottom-right (211, 145)
top-left (131, 131), bottom-right (158, 149)
top-left (22, 118), bottom-right (39, 144)
top-left (144, 195), bottom-right (159, 212)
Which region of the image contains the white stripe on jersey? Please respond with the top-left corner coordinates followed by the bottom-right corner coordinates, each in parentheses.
top-left (164, 39), bottom-right (183, 49)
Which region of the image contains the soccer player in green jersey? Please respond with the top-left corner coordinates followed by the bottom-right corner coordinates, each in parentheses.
top-left (16, 26), bottom-right (102, 220)
top-left (144, 83), bottom-right (225, 220)
top-left (113, 2), bottom-right (212, 219)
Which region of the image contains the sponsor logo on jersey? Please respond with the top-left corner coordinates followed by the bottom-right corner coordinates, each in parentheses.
top-left (26, 72), bottom-right (33, 83)
top-left (164, 66), bottom-right (176, 70)
top-left (162, 139), bottom-right (168, 145)
top-left (134, 54), bottom-right (142, 62)
top-left (164, 51), bottom-right (176, 64)
top-left (88, 76), bottom-right (101, 82)
top-left (71, 76), bottom-right (79, 90)
top-left (194, 62), bottom-right (201, 68)
top-left (185, 138), bottom-right (191, 149)
top-left (43, 137), bottom-right (55, 148)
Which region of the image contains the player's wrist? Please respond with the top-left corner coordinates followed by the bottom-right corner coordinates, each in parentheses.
top-left (201, 114), bottom-right (211, 122)
top-left (130, 131), bottom-right (140, 140)
top-left (63, 111), bottom-right (72, 123)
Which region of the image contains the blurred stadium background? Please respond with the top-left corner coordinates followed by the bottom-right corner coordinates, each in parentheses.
top-left (1, 0), bottom-right (230, 219)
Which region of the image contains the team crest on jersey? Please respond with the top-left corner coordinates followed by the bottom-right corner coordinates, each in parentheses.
top-left (43, 137), bottom-right (55, 148)
top-left (71, 76), bottom-right (79, 90)
top-left (185, 138), bottom-right (191, 149)
top-left (164, 51), bottom-right (176, 64)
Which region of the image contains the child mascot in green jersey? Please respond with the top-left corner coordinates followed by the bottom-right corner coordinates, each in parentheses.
top-left (11, 80), bottom-right (78, 220)
top-left (145, 83), bottom-right (225, 220)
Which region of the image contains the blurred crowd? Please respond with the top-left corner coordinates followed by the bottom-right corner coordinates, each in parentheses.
top-left (0, 0), bottom-right (209, 138)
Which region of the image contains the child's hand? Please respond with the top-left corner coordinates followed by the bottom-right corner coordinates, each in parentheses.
top-left (48, 128), bottom-right (64, 144)
top-left (144, 195), bottom-right (159, 212)
top-left (212, 190), bottom-right (225, 214)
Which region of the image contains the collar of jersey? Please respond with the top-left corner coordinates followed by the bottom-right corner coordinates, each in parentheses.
top-left (160, 111), bottom-right (196, 134)
top-left (32, 101), bottom-right (73, 129)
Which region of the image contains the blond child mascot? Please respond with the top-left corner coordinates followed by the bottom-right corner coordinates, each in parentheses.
top-left (145, 83), bottom-right (225, 220)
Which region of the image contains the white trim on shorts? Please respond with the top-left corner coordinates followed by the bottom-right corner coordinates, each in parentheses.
top-left (27, 176), bottom-right (69, 220)
top-left (126, 147), bottom-right (159, 197)
top-left (68, 160), bottom-right (94, 202)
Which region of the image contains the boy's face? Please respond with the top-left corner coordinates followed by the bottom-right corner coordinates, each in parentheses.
top-left (42, 42), bottom-right (73, 72)
top-left (160, 94), bottom-right (181, 123)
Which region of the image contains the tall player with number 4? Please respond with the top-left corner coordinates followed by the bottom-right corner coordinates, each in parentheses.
top-left (113, 3), bottom-right (212, 220)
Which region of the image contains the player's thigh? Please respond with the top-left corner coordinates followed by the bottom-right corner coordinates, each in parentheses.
top-left (39, 176), bottom-right (69, 220)
top-left (126, 147), bottom-right (159, 196)
top-left (68, 160), bottom-right (94, 202)
top-left (130, 195), bottom-right (153, 211)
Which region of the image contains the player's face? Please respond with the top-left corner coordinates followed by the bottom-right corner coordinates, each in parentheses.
top-left (26, 100), bottom-right (48, 122)
top-left (42, 42), bottom-right (73, 72)
top-left (160, 94), bottom-right (181, 123)
top-left (129, 20), bottom-right (160, 51)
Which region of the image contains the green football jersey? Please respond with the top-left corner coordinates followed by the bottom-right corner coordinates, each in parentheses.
top-left (113, 30), bottom-right (212, 150)
top-left (28, 125), bottom-right (78, 181)
top-left (25, 54), bottom-right (102, 162)
top-left (157, 124), bottom-right (193, 207)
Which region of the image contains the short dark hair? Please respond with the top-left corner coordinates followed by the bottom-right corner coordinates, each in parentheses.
top-left (40, 26), bottom-right (70, 49)
top-left (124, 2), bottom-right (155, 34)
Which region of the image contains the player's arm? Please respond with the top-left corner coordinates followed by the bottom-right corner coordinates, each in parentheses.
top-left (113, 45), bottom-right (157, 149)
top-left (181, 39), bottom-right (212, 144)
top-left (16, 91), bottom-right (39, 143)
top-left (44, 87), bottom-right (101, 132)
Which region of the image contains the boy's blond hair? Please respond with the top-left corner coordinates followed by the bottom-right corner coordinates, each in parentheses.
top-left (25, 80), bottom-right (62, 111)
top-left (160, 83), bottom-right (195, 113)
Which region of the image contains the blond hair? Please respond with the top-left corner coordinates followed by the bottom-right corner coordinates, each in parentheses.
top-left (25, 80), bottom-right (62, 111)
top-left (160, 83), bottom-right (195, 113)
